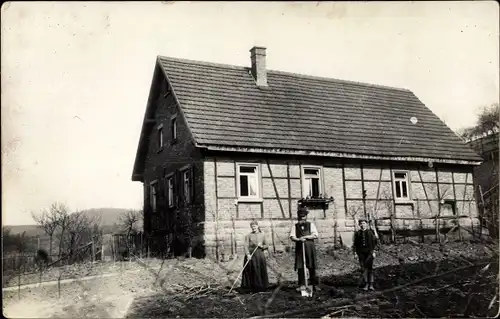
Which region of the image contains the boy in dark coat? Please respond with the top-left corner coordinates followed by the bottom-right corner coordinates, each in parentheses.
top-left (353, 218), bottom-right (378, 291)
top-left (289, 206), bottom-right (319, 292)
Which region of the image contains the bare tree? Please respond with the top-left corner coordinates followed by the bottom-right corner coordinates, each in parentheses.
top-left (347, 203), bottom-right (364, 245)
top-left (2, 226), bottom-right (14, 254)
top-left (118, 210), bottom-right (142, 236)
top-left (457, 103), bottom-right (499, 141)
top-left (381, 190), bottom-right (396, 243)
top-left (176, 209), bottom-right (198, 259)
top-left (435, 186), bottom-right (452, 243)
top-left (59, 211), bottom-right (101, 263)
top-left (31, 202), bottom-right (63, 256)
top-left (117, 209), bottom-right (142, 259)
top-left (2, 227), bottom-right (33, 256)
top-left (52, 204), bottom-right (71, 261)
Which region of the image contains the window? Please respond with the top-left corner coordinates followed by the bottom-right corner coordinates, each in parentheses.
top-left (237, 164), bottom-right (260, 200)
top-left (150, 181), bottom-right (158, 212)
top-left (163, 79), bottom-right (170, 98)
top-left (166, 176), bottom-right (174, 208)
top-left (182, 169), bottom-right (192, 203)
top-left (393, 171), bottom-right (410, 200)
top-left (302, 167), bottom-right (322, 198)
top-left (157, 124), bottom-right (164, 150)
top-left (171, 115), bottom-right (177, 142)
top-left (441, 200), bottom-right (456, 216)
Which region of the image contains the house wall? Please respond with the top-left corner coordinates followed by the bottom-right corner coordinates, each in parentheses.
top-left (346, 163), bottom-right (478, 238)
top-left (141, 77), bottom-right (205, 256)
top-left (202, 155), bottom-right (480, 258)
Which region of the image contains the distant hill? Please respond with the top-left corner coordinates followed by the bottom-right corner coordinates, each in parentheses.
top-left (82, 208), bottom-right (133, 227)
top-left (5, 225), bottom-right (45, 237)
top-left (6, 208), bottom-right (141, 236)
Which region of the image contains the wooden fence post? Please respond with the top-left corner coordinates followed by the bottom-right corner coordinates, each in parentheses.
top-left (333, 199), bottom-right (338, 248)
top-left (91, 240), bottom-right (95, 263)
top-left (18, 260), bottom-right (21, 300)
top-left (140, 232), bottom-right (143, 259)
top-left (478, 185), bottom-right (485, 239)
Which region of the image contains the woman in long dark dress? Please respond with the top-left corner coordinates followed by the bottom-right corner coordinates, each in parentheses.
top-left (241, 220), bottom-right (269, 293)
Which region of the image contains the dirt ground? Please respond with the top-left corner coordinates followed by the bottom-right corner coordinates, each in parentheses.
top-left (3, 241), bottom-right (499, 318)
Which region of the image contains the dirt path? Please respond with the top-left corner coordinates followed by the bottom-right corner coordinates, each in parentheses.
top-left (2, 272), bottom-right (122, 292)
top-left (2, 268), bottom-right (151, 318)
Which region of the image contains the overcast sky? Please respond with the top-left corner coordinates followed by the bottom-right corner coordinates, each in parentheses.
top-left (2, 1), bottom-right (498, 225)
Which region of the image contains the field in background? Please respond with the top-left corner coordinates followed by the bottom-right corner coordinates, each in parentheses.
top-left (6, 208), bottom-right (131, 236)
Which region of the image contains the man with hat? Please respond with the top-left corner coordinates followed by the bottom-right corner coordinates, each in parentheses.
top-left (353, 217), bottom-right (378, 291)
top-left (289, 206), bottom-right (319, 292)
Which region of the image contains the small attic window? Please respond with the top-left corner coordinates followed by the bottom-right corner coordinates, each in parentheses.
top-left (157, 124), bottom-right (164, 152)
top-left (163, 79), bottom-right (170, 98)
top-left (171, 115), bottom-right (177, 143)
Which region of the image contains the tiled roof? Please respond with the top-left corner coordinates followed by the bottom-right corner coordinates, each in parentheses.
top-left (158, 56), bottom-right (481, 163)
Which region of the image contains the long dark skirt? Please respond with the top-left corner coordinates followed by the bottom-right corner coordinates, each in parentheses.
top-left (294, 240), bottom-right (317, 270)
top-left (241, 249), bottom-right (269, 292)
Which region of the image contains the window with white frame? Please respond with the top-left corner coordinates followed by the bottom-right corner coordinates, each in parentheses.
top-left (302, 167), bottom-right (322, 198)
top-left (157, 124), bottom-right (164, 150)
top-left (150, 181), bottom-right (158, 212)
top-left (393, 171), bottom-right (410, 200)
top-left (183, 169), bottom-right (192, 203)
top-left (237, 164), bottom-right (260, 200)
top-left (166, 176), bottom-right (174, 208)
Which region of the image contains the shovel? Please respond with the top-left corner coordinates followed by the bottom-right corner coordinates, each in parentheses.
top-left (300, 241), bottom-right (313, 297)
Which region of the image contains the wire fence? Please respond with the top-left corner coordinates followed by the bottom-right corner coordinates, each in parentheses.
top-left (2, 254), bottom-right (69, 274)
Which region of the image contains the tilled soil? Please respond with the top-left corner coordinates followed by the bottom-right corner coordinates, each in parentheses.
top-left (127, 258), bottom-right (498, 318)
top-left (126, 241), bottom-right (499, 318)
top-left (2, 241), bottom-right (498, 318)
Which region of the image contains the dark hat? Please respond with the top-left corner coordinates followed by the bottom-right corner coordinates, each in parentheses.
top-left (358, 217), bottom-right (368, 224)
top-left (297, 206), bottom-right (309, 217)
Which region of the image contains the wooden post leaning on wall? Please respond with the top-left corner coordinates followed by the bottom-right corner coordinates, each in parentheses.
top-left (435, 168), bottom-right (442, 244)
top-left (417, 169), bottom-right (435, 243)
top-left (333, 199), bottom-right (338, 248)
top-left (416, 199), bottom-right (424, 243)
top-left (267, 159), bottom-right (286, 253)
top-left (478, 185), bottom-right (485, 239)
top-left (451, 172), bottom-right (463, 241)
top-left (462, 172), bottom-right (475, 238)
top-left (370, 167), bottom-right (384, 240)
top-left (388, 166), bottom-right (397, 243)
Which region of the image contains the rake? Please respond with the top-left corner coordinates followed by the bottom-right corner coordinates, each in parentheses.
top-left (228, 246), bottom-right (259, 294)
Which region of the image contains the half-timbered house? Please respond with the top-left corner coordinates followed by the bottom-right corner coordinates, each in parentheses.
top-left (132, 46), bottom-right (483, 258)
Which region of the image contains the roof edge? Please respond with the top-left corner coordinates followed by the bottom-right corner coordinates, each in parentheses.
top-left (197, 144), bottom-right (482, 166)
top-left (157, 56), bottom-right (198, 150)
top-left (131, 60), bottom-right (162, 181)
top-left (158, 55), bottom-right (410, 93)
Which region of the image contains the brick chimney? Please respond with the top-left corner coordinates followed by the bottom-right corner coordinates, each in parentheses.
top-left (250, 46), bottom-right (267, 87)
